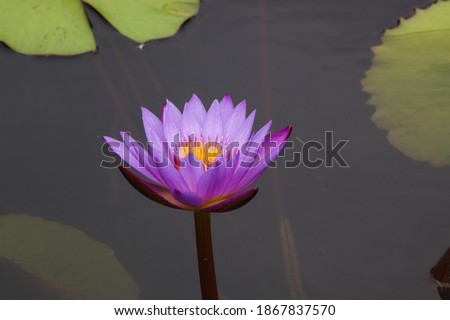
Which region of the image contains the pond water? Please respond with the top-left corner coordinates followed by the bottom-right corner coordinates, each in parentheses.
top-left (0, 0), bottom-right (448, 299)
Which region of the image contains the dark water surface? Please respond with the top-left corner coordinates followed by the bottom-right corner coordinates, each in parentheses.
top-left (0, 0), bottom-right (448, 299)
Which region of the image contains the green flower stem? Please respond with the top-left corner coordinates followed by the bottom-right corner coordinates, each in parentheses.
top-left (193, 211), bottom-right (218, 300)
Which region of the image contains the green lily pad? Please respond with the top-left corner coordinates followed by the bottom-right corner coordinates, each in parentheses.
top-left (362, 0), bottom-right (450, 167)
top-left (0, 214), bottom-right (139, 299)
top-left (0, 0), bottom-right (96, 55)
top-left (84, 0), bottom-right (200, 44)
top-left (0, 0), bottom-right (199, 56)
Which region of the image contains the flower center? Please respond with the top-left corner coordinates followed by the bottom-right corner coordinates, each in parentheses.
top-left (178, 140), bottom-right (222, 169)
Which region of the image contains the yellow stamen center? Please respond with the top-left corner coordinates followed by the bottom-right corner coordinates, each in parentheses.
top-left (178, 141), bottom-right (222, 169)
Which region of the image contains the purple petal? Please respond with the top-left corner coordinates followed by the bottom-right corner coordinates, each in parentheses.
top-left (196, 158), bottom-right (227, 200)
top-left (173, 189), bottom-right (205, 207)
top-left (119, 166), bottom-right (188, 210)
top-left (141, 108), bottom-right (166, 152)
top-left (157, 162), bottom-right (190, 193)
top-left (178, 152), bottom-right (205, 191)
top-left (251, 120), bottom-right (272, 145)
top-left (182, 107), bottom-right (202, 139)
top-left (220, 150), bottom-right (242, 195)
top-left (237, 126), bottom-right (292, 190)
top-left (103, 136), bottom-right (160, 184)
top-left (200, 188), bottom-right (259, 213)
top-left (141, 107), bottom-right (165, 142)
top-left (182, 94), bottom-right (207, 138)
top-left (222, 120), bottom-right (271, 191)
top-left (219, 94), bottom-right (234, 121)
top-left (202, 99), bottom-right (222, 141)
top-left (163, 100), bottom-right (183, 144)
top-left (233, 110), bottom-right (256, 146)
top-left (224, 125), bottom-right (290, 194)
top-left (184, 94), bottom-right (206, 123)
top-left (121, 131), bottom-right (189, 192)
top-left (119, 132), bottom-right (164, 184)
top-left (258, 125), bottom-right (292, 159)
top-left (223, 100), bottom-right (246, 141)
top-left (141, 107), bottom-right (168, 164)
top-left (221, 148), bottom-right (255, 195)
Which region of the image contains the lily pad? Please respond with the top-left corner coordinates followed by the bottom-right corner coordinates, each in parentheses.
top-left (0, 0), bottom-right (199, 56)
top-left (0, 214), bottom-right (139, 299)
top-left (0, 257), bottom-right (75, 299)
top-left (362, 0), bottom-right (450, 167)
top-left (0, 0), bottom-right (96, 55)
top-left (84, 0), bottom-right (200, 44)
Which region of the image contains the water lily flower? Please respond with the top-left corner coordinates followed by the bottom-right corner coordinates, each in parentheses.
top-left (103, 94), bottom-right (291, 213)
top-left (104, 94), bottom-right (291, 299)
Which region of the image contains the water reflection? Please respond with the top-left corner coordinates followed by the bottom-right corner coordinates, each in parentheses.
top-left (280, 217), bottom-right (305, 299)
